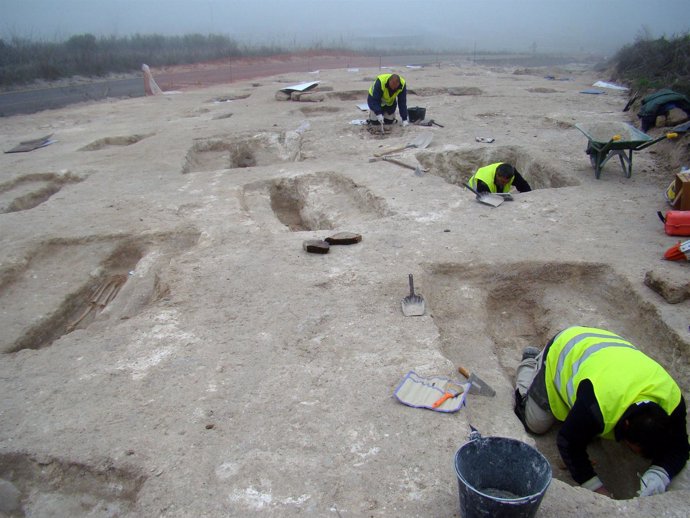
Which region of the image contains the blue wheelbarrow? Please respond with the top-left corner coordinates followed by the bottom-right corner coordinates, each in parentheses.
top-left (575, 121), bottom-right (678, 179)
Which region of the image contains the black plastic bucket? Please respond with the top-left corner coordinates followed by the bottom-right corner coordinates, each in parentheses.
top-left (408, 106), bottom-right (426, 122)
top-left (453, 436), bottom-right (551, 518)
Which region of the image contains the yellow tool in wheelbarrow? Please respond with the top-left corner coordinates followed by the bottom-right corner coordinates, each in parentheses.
top-left (575, 121), bottom-right (678, 179)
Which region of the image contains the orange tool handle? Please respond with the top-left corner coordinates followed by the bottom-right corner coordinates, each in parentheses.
top-left (458, 366), bottom-right (470, 378)
top-left (432, 392), bottom-right (454, 408)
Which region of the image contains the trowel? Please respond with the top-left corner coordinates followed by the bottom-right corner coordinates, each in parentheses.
top-left (401, 274), bottom-right (425, 317)
top-left (458, 365), bottom-right (496, 397)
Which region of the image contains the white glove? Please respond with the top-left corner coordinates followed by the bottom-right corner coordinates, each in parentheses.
top-left (402, 119), bottom-right (409, 127)
top-left (376, 114), bottom-right (384, 124)
top-left (581, 475), bottom-right (603, 492)
top-left (638, 466), bottom-right (670, 497)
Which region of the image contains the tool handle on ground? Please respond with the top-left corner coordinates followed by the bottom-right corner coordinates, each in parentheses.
top-left (431, 120), bottom-right (444, 128)
top-left (458, 366), bottom-right (471, 378)
top-left (408, 274), bottom-right (415, 296)
top-left (431, 392), bottom-right (454, 408)
top-left (383, 157), bottom-right (416, 171)
top-left (374, 144), bottom-right (409, 157)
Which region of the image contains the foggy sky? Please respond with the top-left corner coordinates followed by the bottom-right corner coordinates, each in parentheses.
top-left (2, 0), bottom-right (689, 54)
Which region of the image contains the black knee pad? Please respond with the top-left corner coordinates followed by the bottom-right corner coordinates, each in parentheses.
top-left (514, 389), bottom-right (529, 431)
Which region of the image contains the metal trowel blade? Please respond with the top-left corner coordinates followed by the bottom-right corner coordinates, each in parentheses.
top-left (467, 373), bottom-right (496, 397)
top-left (477, 193), bottom-right (504, 207)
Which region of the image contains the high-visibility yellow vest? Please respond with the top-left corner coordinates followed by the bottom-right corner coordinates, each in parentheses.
top-left (545, 326), bottom-right (681, 438)
top-left (369, 74), bottom-right (405, 107)
top-left (468, 163), bottom-right (514, 193)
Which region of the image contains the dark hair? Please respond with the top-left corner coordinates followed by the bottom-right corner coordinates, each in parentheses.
top-left (620, 402), bottom-right (671, 458)
top-left (496, 163), bottom-right (515, 179)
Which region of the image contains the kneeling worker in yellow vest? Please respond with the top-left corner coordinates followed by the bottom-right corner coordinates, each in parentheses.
top-left (367, 73), bottom-right (409, 128)
top-left (468, 162), bottom-right (531, 193)
top-left (515, 326), bottom-right (689, 497)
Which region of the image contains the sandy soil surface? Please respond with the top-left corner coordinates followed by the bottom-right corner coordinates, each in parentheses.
top-left (0, 57), bottom-right (689, 517)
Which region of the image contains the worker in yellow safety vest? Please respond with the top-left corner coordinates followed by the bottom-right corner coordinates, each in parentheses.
top-left (515, 326), bottom-right (689, 498)
top-left (367, 73), bottom-right (409, 128)
top-left (468, 162), bottom-right (531, 193)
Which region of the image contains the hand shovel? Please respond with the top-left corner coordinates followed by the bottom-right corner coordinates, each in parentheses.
top-left (464, 182), bottom-right (504, 208)
top-left (458, 365), bottom-right (496, 397)
top-left (401, 274), bottom-right (425, 316)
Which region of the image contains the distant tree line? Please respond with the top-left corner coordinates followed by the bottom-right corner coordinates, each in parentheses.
top-left (0, 33), bottom-right (288, 88)
top-left (5, 30), bottom-right (688, 93)
top-left (611, 32), bottom-right (690, 96)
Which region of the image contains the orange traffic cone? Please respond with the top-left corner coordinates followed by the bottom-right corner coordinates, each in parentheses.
top-left (664, 239), bottom-right (690, 261)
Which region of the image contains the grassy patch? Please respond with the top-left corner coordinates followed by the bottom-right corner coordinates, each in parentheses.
top-left (610, 32), bottom-right (690, 96)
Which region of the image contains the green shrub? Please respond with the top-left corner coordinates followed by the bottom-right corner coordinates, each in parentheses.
top-left (611, 32), bottom-right (690, 96)
top-left (0, 33), bottom-right (248, 87)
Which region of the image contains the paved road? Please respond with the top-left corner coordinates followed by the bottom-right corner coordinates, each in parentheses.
top-left (0, 79), bottom-right (145, 117)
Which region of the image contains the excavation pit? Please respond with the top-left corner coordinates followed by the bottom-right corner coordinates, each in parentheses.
top-left (448, 86), bottom-right (483, 96)
top-left (182, 131), bottom-right (304, 173)
top-left (527, 87), bottom-right (561, 94)
top-left (295, 105), bottom-right (342, 117)
top-left (78, 133), bottom-right (153, 151)
top-left (242, 172), bottom-right (389, 231)
top-left (408, 86), bottom-right (447, 97)
top-left (326, 90), bottom-right (365, 101)
top-left (205, 93), bottom-right (251, 103)
top-left (416, 145), bottom-right (579, 190)
top-left (0, 172), bottom-right (83, 213)
top-left (0, 452), bottom-right (145, 517)
top-left (424, 260), bottom-right (689, 499)
top-left (0, 232), bottom-right (199, 353)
